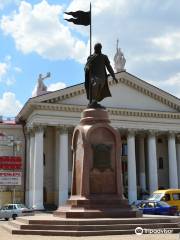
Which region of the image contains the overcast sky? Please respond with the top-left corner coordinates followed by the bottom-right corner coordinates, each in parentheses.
top-left (0, 0), bottom-right (180, 116)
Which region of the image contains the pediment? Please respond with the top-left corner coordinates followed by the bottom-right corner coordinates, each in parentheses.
top-left (17, 71), bottom-right (180, 121)
top-left (32, 71), bottom-right (180, 113)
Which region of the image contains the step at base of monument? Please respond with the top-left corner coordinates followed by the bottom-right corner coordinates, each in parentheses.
top-left (3, 224), bottom-right (180, 236)
top-left (54, 210), bottom-right (141, 218)
top-left (2, 215), bottom-right (180, 236)
top-left (67, 198), bottom-right (130, 209)
top-left (54, 208), bottom-right (141, 218)
top-left (8, 220), bottom-right (180, 231)
top-left (1, 224), bottom-right (140, 236)
top-left (14, 215), bottom-right (180, 225)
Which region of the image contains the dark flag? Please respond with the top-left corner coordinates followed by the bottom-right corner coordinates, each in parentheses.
top-left (64, 10), bottom-right (90, 26)
top-left (64, 5), bottom-right (93, 104)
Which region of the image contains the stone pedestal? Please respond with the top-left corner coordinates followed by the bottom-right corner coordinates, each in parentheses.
top-left (54, 108), bottom-right (141, 218)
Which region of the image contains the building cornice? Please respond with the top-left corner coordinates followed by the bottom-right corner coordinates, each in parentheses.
top-left (0, 124), bottom-right (22, 129)
top-left (30, 102), bottom-right (180, 120)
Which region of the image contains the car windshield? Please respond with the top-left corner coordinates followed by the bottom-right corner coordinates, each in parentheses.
top-left (148, 193), bottom-right (163, 201)
top-left (16, 204), bottom-right (26, 208)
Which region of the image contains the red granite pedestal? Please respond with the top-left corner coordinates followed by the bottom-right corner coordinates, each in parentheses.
top-left (54, 108), bottom-right (141, 218)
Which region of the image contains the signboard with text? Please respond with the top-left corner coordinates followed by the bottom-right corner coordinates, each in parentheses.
top-left (0, 156), bottom-right (22, 170)
top-left (0, 171), bottom-right (22, 185)
top-left (0, 135), bottom-right (14, 146)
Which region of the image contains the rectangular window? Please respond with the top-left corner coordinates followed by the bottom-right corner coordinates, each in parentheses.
top-left (158, 138), bottom-right (163, 143)
top-left (7, 205), bottom-right (14, 210)
top-left (158, 157), bottom-right (164, 169)
top-left (172, 193), bottom-right (180, 200)
top-left (164, 194), bottom-right (170, 201)
top-left (122, 144), bottom-right (127, 156)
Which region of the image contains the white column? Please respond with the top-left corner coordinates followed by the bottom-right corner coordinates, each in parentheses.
top-left (58, 127), bottom-right (69, 206)
top-left (168, 132), bottom-right (178, 188)
top-left (28, 130), bottom-right (35, 208)
top-left (25, 131), bottom-right (30, 207)
top-left (147, 131), bottom-right (158, 194)
top-left (32, 126), bottom-right (44, 210)
top-left (176, 140), bottom-right (180, 188)
top-left (127, 130), bottom-right (137, 203)
top-left (54, 130), bottom-right (60, 206)
top-left (138, 135), bottom-right (146, 191)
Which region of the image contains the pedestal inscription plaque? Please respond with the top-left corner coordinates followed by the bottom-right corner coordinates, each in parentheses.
top-left (92, 144), bottom-right (112, 170)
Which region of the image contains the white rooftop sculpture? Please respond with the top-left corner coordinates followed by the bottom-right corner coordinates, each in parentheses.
top-left (36, 72), bottom-right (51, 96)
top-left (114, 39), bottom-right (126, 72)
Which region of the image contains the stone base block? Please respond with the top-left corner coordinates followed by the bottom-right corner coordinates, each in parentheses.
top-left (54, 195), bottom-right (141, 218)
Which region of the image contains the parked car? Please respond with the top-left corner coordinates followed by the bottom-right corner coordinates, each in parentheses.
top-left (0, 203), bottom-right (34, 221)
top-left (134, 200), bottom-right (178, 216)
top-left (148, 189), bottom-right (180, 211)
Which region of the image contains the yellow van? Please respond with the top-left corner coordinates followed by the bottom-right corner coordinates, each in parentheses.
top-left (149, 189), bottom-right (180, 211)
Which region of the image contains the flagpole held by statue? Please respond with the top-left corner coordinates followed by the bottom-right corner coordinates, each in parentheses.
top-left (64, 3), bottom-right (93, 105)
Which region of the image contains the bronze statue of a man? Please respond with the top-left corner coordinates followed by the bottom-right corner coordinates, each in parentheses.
top-left (85, 43), bottom-right (118, 108)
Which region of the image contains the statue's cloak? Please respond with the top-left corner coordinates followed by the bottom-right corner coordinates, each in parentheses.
top-left (84, 53), bottom-right (113, 102)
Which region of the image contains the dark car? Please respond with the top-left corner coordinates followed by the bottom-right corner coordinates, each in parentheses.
top-left (134, 200), bottom-right (178, 216)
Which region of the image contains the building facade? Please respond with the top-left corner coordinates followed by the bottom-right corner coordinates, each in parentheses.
top-left (14, 71), bottom-right (180, 208)
top-left (0, 119), bottom-right (24, 206)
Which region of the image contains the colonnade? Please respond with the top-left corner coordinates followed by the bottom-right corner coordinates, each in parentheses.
top-left (25, 126), bottom-right (180, 208)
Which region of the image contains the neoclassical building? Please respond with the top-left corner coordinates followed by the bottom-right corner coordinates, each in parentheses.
top-left (16, 70), bottom-right (180, 209)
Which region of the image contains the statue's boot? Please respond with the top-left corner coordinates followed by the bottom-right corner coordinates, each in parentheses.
top-left (88, 100), bottom-right (106, 109)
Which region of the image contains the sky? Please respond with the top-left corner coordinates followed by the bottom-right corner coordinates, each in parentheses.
top-left (0, 0), bottom-right (180, 117)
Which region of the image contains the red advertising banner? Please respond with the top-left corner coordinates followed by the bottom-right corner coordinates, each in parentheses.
top-left (0, 156), bottom-right (22, 169)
